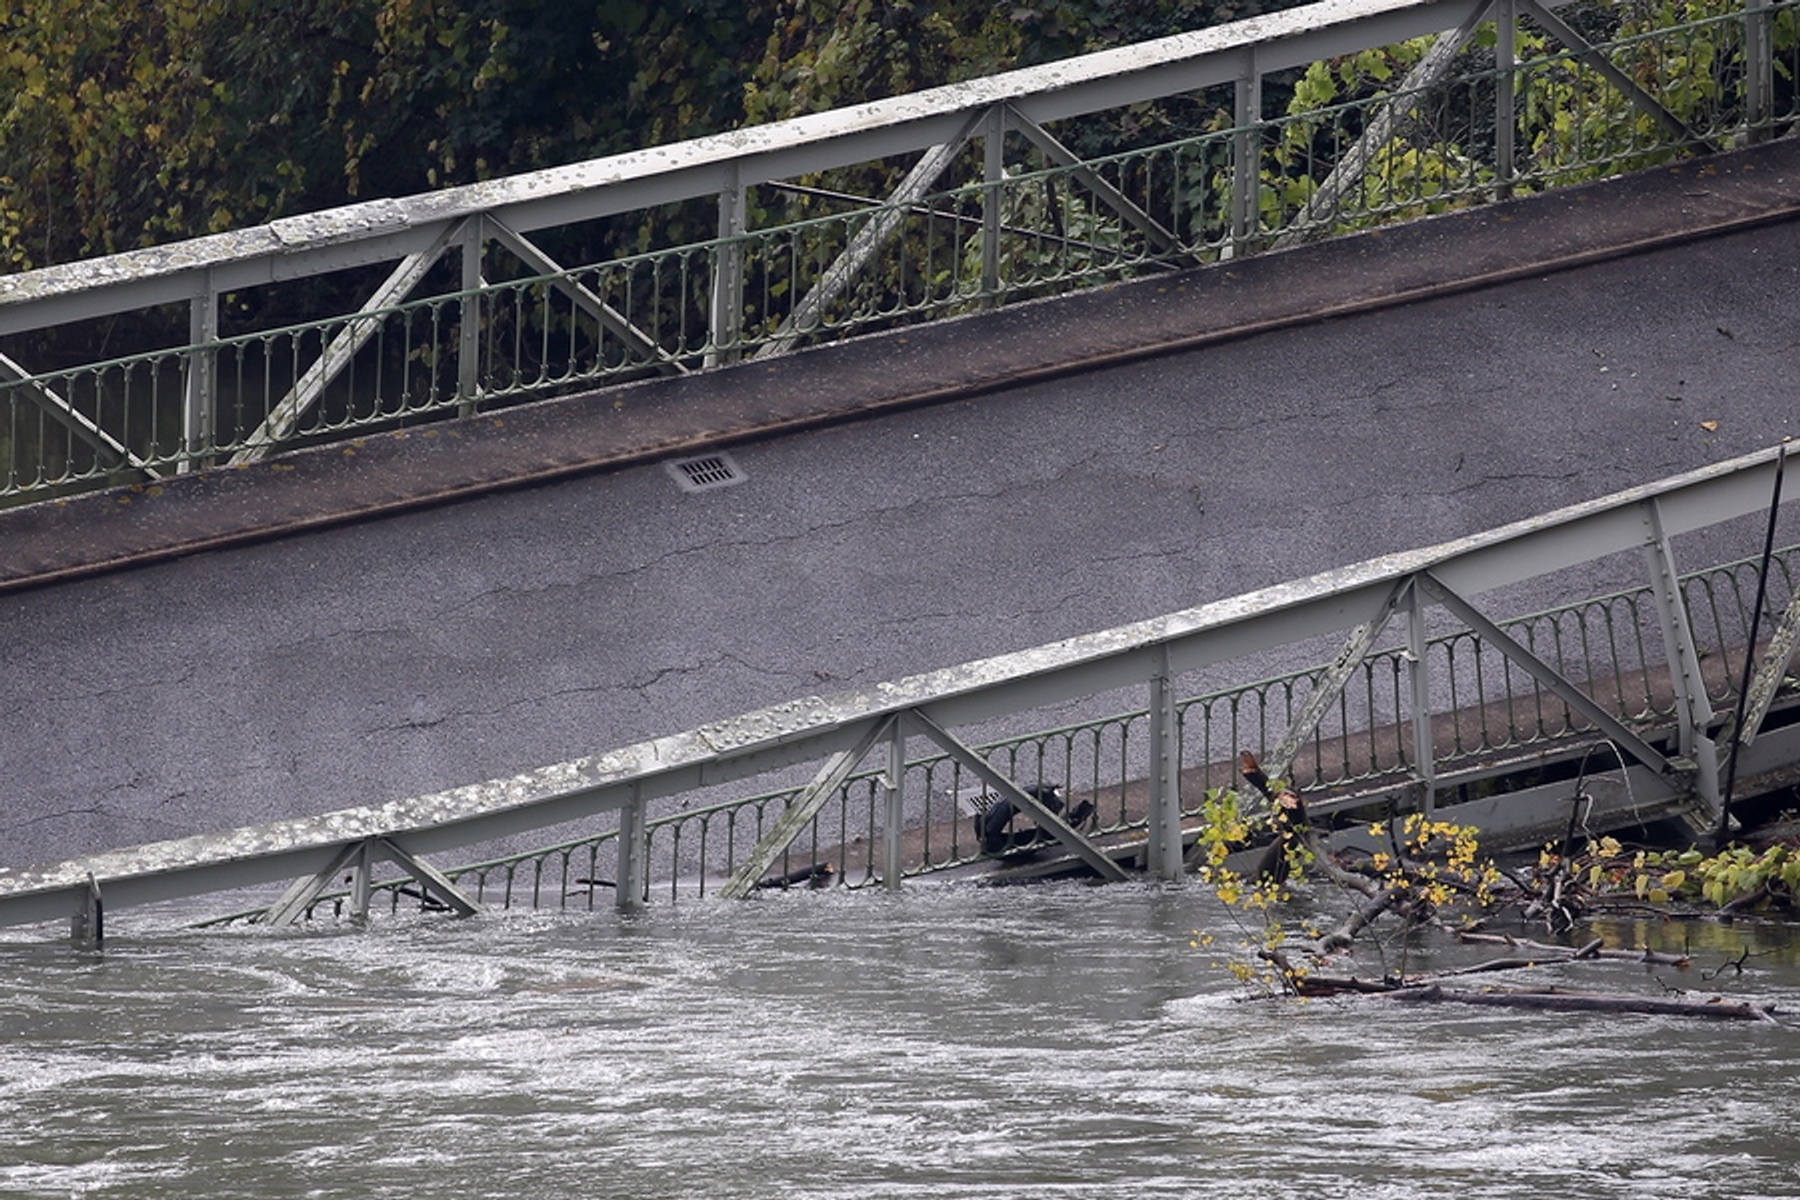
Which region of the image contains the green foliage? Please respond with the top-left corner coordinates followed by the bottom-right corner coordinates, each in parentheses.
top-left (0, 0), bottom-right (767, 270)
top-left (1196, 794), bottom-right (1503, 995)
top-left (1688, 843), bottom-right (1800, 908)
top-left (0, 0), bottom-right (1307, 274)
top-left (1615, 838), bottom-right (1800, 910)
top-left (1193, 786), bottom-right (1313, 910)
top-left (1540, 833), bottom-right (1800, 914)
top-left (1250, 0), bottom-right (1800, 241)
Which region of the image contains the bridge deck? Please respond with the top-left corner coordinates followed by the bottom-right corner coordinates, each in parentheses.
top-left (3, 137), bottom-right (1797, 595)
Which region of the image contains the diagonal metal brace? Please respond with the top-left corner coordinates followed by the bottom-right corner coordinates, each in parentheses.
top-left (230, 218), bottom-right (469, 465)
top-left (1259, 577), bottom-right (1411, 795)
top-left (1004, 104), bottom-right (1186, 260)
top-left (1737, 587), bottom-right (1800, 749)
top-left (909, 710), bottom-right (1129, 882)
top-left (486, 218), bottom-right (687, 377)
top-left (376, 836), bottom-right (480, 917)
top-left (1272, 3), bottom-right (1488, 249)
top-left (258, 837), bottom-right (480, 924)
top-left (752, 113), bottom-right (982, 361)
top-left (1417, 572), bottom-right (1677, 778)
top-left (720, 715), bottom-right (901, 899)
top-left (257, 842), bottom-right (366, 925)
top-left (1518, 0), bottom-right (1720, 154)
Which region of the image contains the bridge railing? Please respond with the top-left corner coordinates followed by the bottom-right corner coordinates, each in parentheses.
top-left (2, 0), bottom-right (1794, 502)
top-left (4, 444), bottom-right (1796, 939)
top-left (290, 532), bottom-right (1785, 921)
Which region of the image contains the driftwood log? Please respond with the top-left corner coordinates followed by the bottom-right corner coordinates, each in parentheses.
top-left (1232, 755), bottom-right (1776, 1022)
top-left (1260, 949), bottom-right (1777, 1022)
top-left (1283, 968), bottom-right (1776, 1022)
top-left (1253, 948), bottom-right (1777, 1024)
top-left (1454, 930), bottom-right (1692, 968)
top-left (1364, 980), bottom-right (1775, 1023)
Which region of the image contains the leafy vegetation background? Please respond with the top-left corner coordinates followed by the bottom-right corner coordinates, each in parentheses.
top-left (0, 0), bottom-right (1305, 273)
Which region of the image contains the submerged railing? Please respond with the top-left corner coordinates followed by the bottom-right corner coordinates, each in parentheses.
top-left (373, 535), bottom-right (1795, 918)
top-left (1, 0), bottom-right (1795, 501)
top-left (0, 444), bottom-right (1796, 940)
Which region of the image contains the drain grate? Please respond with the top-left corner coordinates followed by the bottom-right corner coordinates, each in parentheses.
top-left (664, 451), bottom-right (747, 493)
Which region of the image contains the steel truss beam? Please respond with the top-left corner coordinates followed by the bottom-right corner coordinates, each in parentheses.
top-left (1, 445), bottom-right (1794, 936)
top-left (1273, 1), bottom-right (1492, 248)
top-left (230, 219), bottom-right (471, 465)
top-left (718, 705), bottom-right (1131, 894)
top-left (908, 709), bottom-right (1129, 883)
top-left (258, 836), bottom-right (478, 925)
top-left (719, 715), bottom-right (902, 898)
top-left (1003, 104), bottom-right (1186, 260)
top-left (748, 100), bottom-right (1189, 362)
top-left (1416, 572), bottom-right (1680, 780)
top-left (0, 0), bottom-right (1541, 337)
top-left (486, 219), bottom-right (686, 377)
top-left (1258, 578), bottom-right (1412, 796)
top-left (752, 121), bottom-right (980, 361)
top-left (228, 211), bottom-right (687, 460)
top-left (1740, 589), bottom-right (1800, 748)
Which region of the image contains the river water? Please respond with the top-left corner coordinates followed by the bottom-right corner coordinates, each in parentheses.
top-left (4, 882), bottom-right (1799, 1200)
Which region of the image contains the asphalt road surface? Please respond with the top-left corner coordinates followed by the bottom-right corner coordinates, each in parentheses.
top-left (2, 212), bottom-right (1796, 870)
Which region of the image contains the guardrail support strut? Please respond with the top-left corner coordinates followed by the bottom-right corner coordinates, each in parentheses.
top-left (617, 783), bottom-right (650, 912)
top-left (1147, 649), bottom-right (1184, 881)
top-left (71, 875), bottom-right (103, 949)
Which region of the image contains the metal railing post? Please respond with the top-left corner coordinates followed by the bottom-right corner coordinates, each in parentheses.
top-left (458, 217), bottom-right (485, 417)
top-left (182, 275), bottom-right (217, 472)
top-left (71, 875), bottom-right (103, 949)
top-left (882, 717), bottom-right (907, 890)
top-left (617, 782), bottom-right (649, 911)
top-left (1406, 580), bottom-right (1438, 813)
top-left (1641, 499), bottom-right (1722, 819)
top-left (708, 167), bottom-right (746, 367)
top-left (1146, 649), bottom-right (1184, 881)
top-left (1495, 0), bottom-right (1517, 200)
top-left (982, 104), bottom-right (1006, 301)
top-left (1747, 0), bottom-right (1773, 140)
top-left (1230, 57), bottom-right (1263, 254)
top-left (348, 839), bottom-right (374, 925)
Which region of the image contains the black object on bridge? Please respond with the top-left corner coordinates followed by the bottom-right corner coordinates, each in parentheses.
top-left (976, 785), bottom-right (1096, 856)
top-left (754, 863), bottom-right (838, 890)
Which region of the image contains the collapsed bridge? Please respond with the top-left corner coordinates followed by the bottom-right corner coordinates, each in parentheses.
top-left (1, 445), bottom-right (1796, 942)
top-left (2, 0), bottom-right (1799, 945)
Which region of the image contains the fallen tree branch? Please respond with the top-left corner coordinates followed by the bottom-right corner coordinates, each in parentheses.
top-left (1719, 882), bottom-right (1774, 917)
top-left (1290, 972), bottom-right (1776, 1021)
top-left (1318, 887), bottom-right (1400, 953)
top-left (1381, 983), bottom-right (1778, 1023)
top-left (1455, 930), bottom-right (1691, 968)
top-left (1237, 752), bottom-right (1379, 898)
